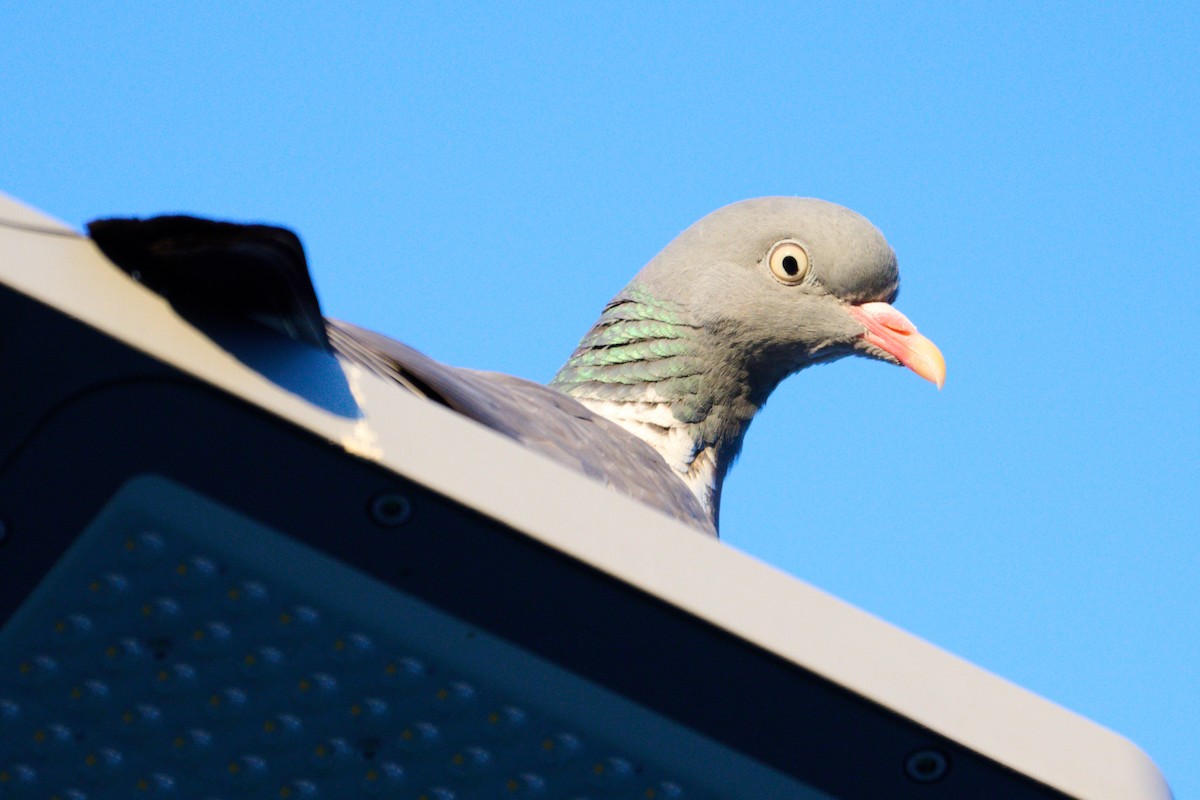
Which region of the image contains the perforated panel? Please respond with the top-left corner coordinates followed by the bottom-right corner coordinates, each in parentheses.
top-left (0, 476), bottom-right (824, 800)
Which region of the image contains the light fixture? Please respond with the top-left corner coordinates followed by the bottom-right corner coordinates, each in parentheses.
top-left (0, 193), bottom-right (1171, 799)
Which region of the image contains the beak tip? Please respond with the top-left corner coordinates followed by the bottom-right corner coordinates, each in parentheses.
top-left (911, 343), bottom-right (946, 390)
top-left (932, 353), bottom-right (947, 391)
top-left (930, 356), bottom-right (947, 391)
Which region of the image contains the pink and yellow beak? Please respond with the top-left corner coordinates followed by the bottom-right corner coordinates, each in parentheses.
top-left (846, 302), bottom-right (946, 389)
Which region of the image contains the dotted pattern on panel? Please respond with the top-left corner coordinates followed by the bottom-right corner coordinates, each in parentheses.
top-left (0, 529), bottom-right (692, 800)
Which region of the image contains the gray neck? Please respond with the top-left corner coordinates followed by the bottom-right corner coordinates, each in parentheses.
top-left (549, 285), bottom-right (767, 525)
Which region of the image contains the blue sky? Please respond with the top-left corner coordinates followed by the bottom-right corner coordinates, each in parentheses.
top-left (4, 3), bottom-right (1197, 795)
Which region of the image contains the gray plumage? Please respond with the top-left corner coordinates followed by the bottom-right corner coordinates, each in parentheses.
top-left (90, 197), bottom-right (940, 540)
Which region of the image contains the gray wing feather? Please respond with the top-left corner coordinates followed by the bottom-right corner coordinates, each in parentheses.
top-left (327, 320), bottom-right (714, 537)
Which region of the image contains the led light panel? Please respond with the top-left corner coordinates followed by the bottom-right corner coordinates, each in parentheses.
top-left (0, 475), bottom-right (826, 800)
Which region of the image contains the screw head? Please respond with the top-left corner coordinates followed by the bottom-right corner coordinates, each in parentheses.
top-left (904, 748), bottom-right (949, 783)
top-left (369, 493), bottom-right (412, 527)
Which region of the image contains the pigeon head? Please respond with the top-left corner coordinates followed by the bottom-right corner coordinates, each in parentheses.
top-left (633, 196), bottom-right (943, 393)
top-left (551, 196), bottom-right (944, 526)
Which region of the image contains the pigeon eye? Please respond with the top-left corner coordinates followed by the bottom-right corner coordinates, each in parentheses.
top-left (767, 241), bottom-right (810, 284)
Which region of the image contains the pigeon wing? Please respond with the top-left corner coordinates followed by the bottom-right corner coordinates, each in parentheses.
top-left (327, 319), bottom-right (715, 536)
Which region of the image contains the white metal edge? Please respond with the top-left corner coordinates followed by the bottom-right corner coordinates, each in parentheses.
top-left (0, 194), bottom-right (75, 233)
top-left (0, 192), bottom-right (1171, 800)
